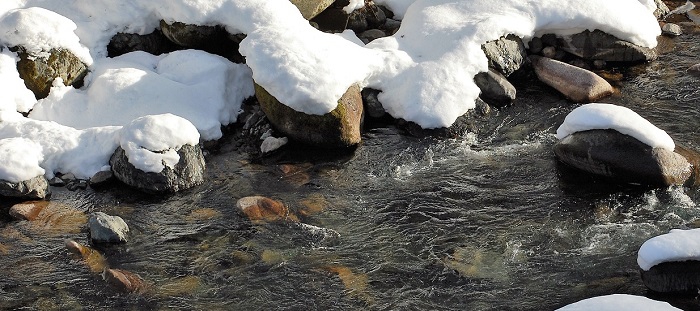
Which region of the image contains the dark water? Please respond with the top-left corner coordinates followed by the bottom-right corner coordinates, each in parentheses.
top-left (2, 22), bottom-right (700, 311)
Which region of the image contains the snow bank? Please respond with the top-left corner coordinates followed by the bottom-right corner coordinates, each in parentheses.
top-left (556, 103), bottom-right (675, 151)
top-left (30, 50), bottom-right (253, 141)
top-left (0, 50), bottom-right (36, 112)
top-left (556, 294), bottom-right (681, 311)
top-left (0, 137), bottom-right (44, 182)
top-left (119, 114), bottom-right (200, 173)
top-left (638, 228), bottom-right (700, 271)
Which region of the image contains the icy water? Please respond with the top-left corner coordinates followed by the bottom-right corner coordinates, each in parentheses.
top-left (2, 22), bottom-right (700, 311)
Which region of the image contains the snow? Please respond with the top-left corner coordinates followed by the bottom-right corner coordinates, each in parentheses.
top-left (0, 137), bottom-right (44, 182)
top-left (556, 103), bottom-right (675, 151)
top-left (344, 0), bottom-right (366, 14)
top-left (0, 0), bottom-right (663, 182)
top-left (0, 50), bottom-right (36, 112)
top-left (119, 114), bottom-right (200, 173)
top-left (556, 294), bottom-right (681, 311)
top-left (30, 50), bottom-right (254, 141)
top-left (638, 228), bottom-right (700, 271)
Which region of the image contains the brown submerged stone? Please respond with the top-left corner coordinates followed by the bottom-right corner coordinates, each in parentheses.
top-left (103, 268), bottom-right (148, 294)
top-left (9, 200), bottom-right (49, 221)
top-left (236, 196), bottom-right (299, 223)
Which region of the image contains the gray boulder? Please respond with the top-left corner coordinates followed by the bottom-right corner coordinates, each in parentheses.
top-left (14, 47), bottom-right (88, 99)
top-left (255, 83), bottom-right (363, 148)
top-left (481, 34), bottom-right (528, 76)
top-left (89, 212), bottom-right (129, 243)
top-left (554, 30), bottom-right (657, 62)
top-left (531, 55), bottom-right (613, 103)
top-left (554, 129), bottom-right (692, 186)
top-left (109, 144), bottom-right (205, 193)
top-left (0, 175), bottom-right (50, 199)
top-left (473, 69), bottom-right (516, 107)
top-left (641, 260), bottom-right (700, 293)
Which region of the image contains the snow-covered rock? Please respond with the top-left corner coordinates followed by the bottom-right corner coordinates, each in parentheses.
top-left (555, 30), bottom-right (657, 62)
top-left (531, 56), bottom-right (613, 103)
top-left (638, 229), bottom-right (700, 293)
top-left (555, 294), bottom-right (681, 311)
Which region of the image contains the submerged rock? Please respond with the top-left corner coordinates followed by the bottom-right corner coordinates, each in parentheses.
top-left (236, 196), bottom-right (299, 223)
top-left (554, 30), bottom-right (657, 62)
top-left (688, 63), bottom-right (700, 77)
top-left (554, 129), bottom-right (692, 186)
top-left (0, 175), bottom-right (50, 199)
top-left (89, 212), bottom-right (129, 243)
top-left (65, 240), bottom-right (108, 274)
top-left (473, 69), bottom-right (516, 107)
top-left (640, 260), bottom-right (700, 293)
top-left (481, 34), bottom-right (528, 76)
top-left (110, 144), bottom-right (206, 193)
top-left (103, 268), bottom-right (148, 294)
top-left (531, 56), bottom-right (613, 103)
top-left (255, 83), bottom-right (363, 148)
top-left (9, 200), bottom-right (49, 221)
top-left (14, 47), bottom-right (87, 99)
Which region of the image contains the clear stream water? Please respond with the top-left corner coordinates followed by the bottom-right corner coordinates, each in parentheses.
top-left (2, 13), bottom-right (700, 311)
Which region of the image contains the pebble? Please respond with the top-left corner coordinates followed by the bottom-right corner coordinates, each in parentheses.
top-left (662, 23), bottom-right (683, 36)
top-left (542, 46), bottom-right (556, 58)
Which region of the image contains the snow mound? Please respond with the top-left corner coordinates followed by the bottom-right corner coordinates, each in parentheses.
top-left (638, 228), bottom-right (700, 271)
top-left (556, 103), bottom-right (675, 151)
top-left (556, 294), bottom-right (680, 311)
top-left (0, 50), bottom-right (36, 112)
top-left (0, 137), bottom-right (44, 182)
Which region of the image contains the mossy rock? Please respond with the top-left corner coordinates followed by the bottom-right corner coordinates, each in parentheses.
top-left (15, 47), bottom-right (88, 99)
top-left (255, 83), bottom-right (363, 148)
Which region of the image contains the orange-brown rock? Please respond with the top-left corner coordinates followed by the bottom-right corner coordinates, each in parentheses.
top-left (9, 200), bottom-right (49, 221)
top-left (65, 239), bottom-right (108, 273)
top-left (323, 265), bottom-right (373, 304)
top-left (103, 268), bottom-right (148, 294)
top-left (236, 196), bottom-right (299, 223)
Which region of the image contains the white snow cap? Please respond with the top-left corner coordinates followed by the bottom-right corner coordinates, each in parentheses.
top-left (556, 103), bottom-right (675, 151)
top-left (344, 0), bottom-right (366, 13)
top-left (0, 7), bottom-right (92, 65)
top-left (556, 294), bottom-right (681, 311)
top-left (638, 228), bottom-right (700, 271)
top-left (119, 114), bottom-right (200, 173)
top-left (0, 137), bottom-right (44, 182)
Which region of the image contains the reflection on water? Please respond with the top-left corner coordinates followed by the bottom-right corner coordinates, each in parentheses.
top-left (2, 26), bottom-right (700, 311)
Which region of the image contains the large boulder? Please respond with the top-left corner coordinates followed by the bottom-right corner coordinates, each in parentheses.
top-left (473, 69), bottom-right (516, 107)
top-left (159, 21), bottom-right (244, 63)
top-left (109, 144), bottom-right (205, 193)
top-left (290, 0), bottom-right (337, 20)
top-left (640, 260), bottom-right (700, 293)
top-left (255, 83), bottom-right (363, 148)
top-left (554, 129), bottom-right (692, 186)
top-left (14, 47), bottom-right (88, 99)
top-left (531, 55), bottom-right (613, 103)
top-left (0, 175), bottom-right (50, 199)
top-left (481, 34), bottom-right (528, 76)
top-left (554, 30), bottom-right (657, 62)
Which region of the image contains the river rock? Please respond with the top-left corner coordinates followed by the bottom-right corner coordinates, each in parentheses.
top-left (89, 170), bottom-right (114, 187)
top-left (289, 0), bottom-right (337, 20)
top-left (361, 88), bottom-right (386, 118)
top-left (255, 83), bottom-right (363, 148)
top-left (89, 212), bottom-right (129, 243)
top-left (159, 21), bottom-right (244, 63)
top-left (236, 196), bottom-right (299, 223)
top-left (654, 0), bottom-right (671, 19)
top-left (398, 98), bottom-right (491, 138)
top-left (675, 145), bottom-right (700, 188)
top-left (662, 23), bottom-right (683, 36)
top-left (688, 63), bottom-right (700, 77)
top-left (473, 69), bottom-right (516, 107)
top-left (531, 55), bottom-right (613, 103)
top-left (107, 30), bottom-right (177, 57)
top-left (9, 200), bottom-right (49, 221)
top-left (109, 144), bottom-right (206, 193)
top-left (65, 240), bottom-right (108, 273)
top-left (554, 30), bottom-right (657, 62)
top-left (0, 175), bottom-right (50, 199)
top-left (14, 47), bottom-right (88, 99)
top-left (358, 29), bottom-right (386, 44)
top-left (103, 268), bottom-right (148, 294)
top-left (640, 260), bottom-right (700, 293)
top-left (554, 129), bottom-right (692, 186)
top-left (481, 34), bottom-right (528, 76)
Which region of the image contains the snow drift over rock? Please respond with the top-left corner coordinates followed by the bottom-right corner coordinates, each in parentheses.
top-left (638, 228), bottom-right (700, 271)
top-left (556, 294), bottom-right (681, 311)
top-left (30, 50), bottom-right (254, 141)
top-left (556, 103), bottom-right (675, 151)
top-left (119, 114), bottom-right (200, 173)
top-left (0, 137), bottom-right (44, 182)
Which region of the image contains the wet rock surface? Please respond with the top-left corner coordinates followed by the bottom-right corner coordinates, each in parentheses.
top-left (553, 30), bottom-right (657, 62)
top-left (641, 260), bottom-right (700, 293)
top-left (531, 56), bottom-right (613, 103)
top-left (0, 175), bottom-right (50, 200)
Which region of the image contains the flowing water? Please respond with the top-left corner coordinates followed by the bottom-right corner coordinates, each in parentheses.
top-left (2, 19), bottom-right (700, 311)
